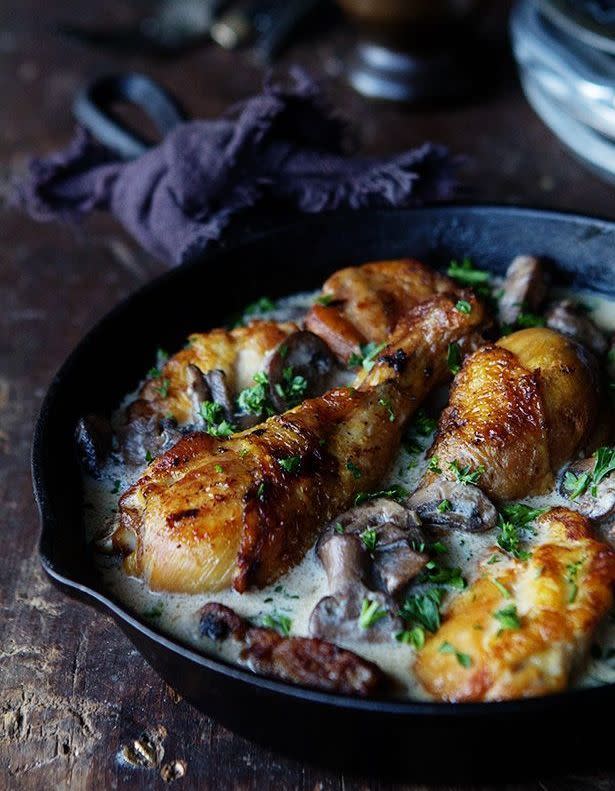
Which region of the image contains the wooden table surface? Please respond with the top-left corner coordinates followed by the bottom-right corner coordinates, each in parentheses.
top-left (2, 2), bottom-right (615, 789)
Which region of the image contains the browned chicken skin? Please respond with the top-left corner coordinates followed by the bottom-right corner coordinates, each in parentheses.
top-left (417, 327), bottom-right (604, 505)
top-left (114, 292), bottom-right (486, 593)
top-left (414, 508), bottom-right (615, 702)
top-left (305, 259), bottom-right (460, 362)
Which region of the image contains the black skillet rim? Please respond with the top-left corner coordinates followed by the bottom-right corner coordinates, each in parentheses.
top-left (32, 203), bottom-right (615, 720)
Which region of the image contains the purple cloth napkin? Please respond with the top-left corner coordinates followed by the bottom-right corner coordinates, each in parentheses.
top-left (18, 71), bottom-right (460, 266)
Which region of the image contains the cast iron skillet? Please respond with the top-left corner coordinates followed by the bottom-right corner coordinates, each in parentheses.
top-left (33, 206), bottom-right (615, 778)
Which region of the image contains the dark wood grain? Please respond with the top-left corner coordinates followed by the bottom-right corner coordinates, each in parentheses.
top-left (2, 1), bottom-right (615, 789)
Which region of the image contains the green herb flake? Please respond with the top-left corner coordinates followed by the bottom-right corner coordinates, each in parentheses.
top-left (360, 527), bottom-right (378, 552)
top-left (494, 604), bottom-right (521, 631)
top-left (143, 601), bottom-right (164, 619)
top-left (244, 296), bottom-right (276, 318)
top-left (378, 397), bottom-right (396, 422)
top-left (497, 519), bottom-right (531, 561)
top-left (278, 456), bottom-right (301, 474)
top-left (315, 293), bottom-right (334, 306)
top-left (155, 377), bottom-right (170, 398)
top-left (395, 627), bottom-right (425, 649)
top-left (447, 342), bottom-right (462, 375)
top-left (421, 560), bottom-right (466, 590)
top-left (455, 299), bottom-right (472, 314)
top-left (148, 366), bottom-right (161, 379)
top-left (592, 447), bottom-right (615, 488)
top-left (563, 471), bottom-right (591, 500)
top-left (200, 401), bottom-right (236, 438)
top-left (490, 577), bottom-right (511, 598)
top-left (145, 450), bottom-right (153, 463)
top-left (430, 541), bottom-right (448, 555)
top-left (516, 311), bottom-right (546, 329)
top-left (334, 522), bottom-right (345, 534)
top-left (399, 588), bottom-right (443, 633)
top-left (214, 464), bottom-right (224, 474)
top-left (257, 481), bottom-right (266, 501)
top-left (261, 612), bottom-right (292, 636)
top-left (236, 371), bottom-right (275, 418)
top-left (428, 455), bottom-right (442, 474)
top-left (354, 484), bottom-right (408, 506)
top-left (274, 365), bottom-right (308, 408)
top-left (346, 460), bottom-right (362, 479)
top-left (438, 641), bottom-right (473, 668)
top-left (359, 598), bottom-right (388, 630)
top-left (348, 341), bottom-right (387, 372)
top-left (111, 479), bottom-right (121, 494)
top-left (566, 558), bottom-right (584, 604)
top-left (448, 459), bottom-right (484, 486)
top-left (447, 257), bottom-right (490, 289)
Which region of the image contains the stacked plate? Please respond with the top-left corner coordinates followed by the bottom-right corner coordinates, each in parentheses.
top-left (511, 0), bottom-right (615, 182)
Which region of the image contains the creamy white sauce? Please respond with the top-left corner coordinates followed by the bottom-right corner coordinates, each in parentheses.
top-left (83, 287), bottom-right (615, 698)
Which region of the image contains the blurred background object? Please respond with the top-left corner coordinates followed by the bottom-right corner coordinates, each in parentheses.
top-left (335, 0), bottom-right (490, 102)
top-left (512, 0), bottom-right (615, 183)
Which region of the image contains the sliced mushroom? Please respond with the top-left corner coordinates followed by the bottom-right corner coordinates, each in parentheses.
top-left (559, 457), bottom-right (615, 521)
top-left (546, 299), bottom-right (607, 356)
top-left (407, 479), bottom-right (498, 533)
top-left (267, 331), bottom-right (338, 412)
top-left (498, 255), bottom-right (549, 328)
top-left (186, 364), bottom-right (234, 424)
top-left (119, 414), bottom-right (182, 466)
top-left (309, 498), bottom-right (426, 643)
top-left (75, 414), bottom-right (113, 476)
top-left (198, 602), bottom-right (385, 696)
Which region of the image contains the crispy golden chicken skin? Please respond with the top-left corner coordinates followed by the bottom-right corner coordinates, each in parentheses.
top-left (131, 321), bottom-right (297, 425)
top-left (420, 328), bottom-right (603, 502)
top-left (114, 292), bottom-right (486, 593)
top-left (415, 508), bottom-right (615, 702)
top-left (305, 259), bottom-right (458, 362)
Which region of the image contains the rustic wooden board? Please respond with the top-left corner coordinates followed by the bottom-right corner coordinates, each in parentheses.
top-left (2, 1), bottom-right (615, 788)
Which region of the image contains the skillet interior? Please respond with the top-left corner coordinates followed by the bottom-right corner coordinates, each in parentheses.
top-left (33, 205), bottom-right (615, 774)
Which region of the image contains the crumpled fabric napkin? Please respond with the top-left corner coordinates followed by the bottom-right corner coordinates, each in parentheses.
top-left (18, 71), bottom-right (460, 266)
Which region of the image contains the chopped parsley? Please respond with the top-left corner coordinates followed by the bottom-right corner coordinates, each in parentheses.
top-left (439, 641), bottom-right (472, 668)
top-left (395, 627), bottom-right (426, 649)
top-left (257, 482), bottom-right (266, 501)
top-left (261, 612), bottom-right (292, 636)
top-left (447, 342), bottom-right (462, 374)
top-left (447, 257), bottom-right (490, 293)
top-left (493, 604), bottom-right (521, 631)
top-left (455, 299), bottom-right (472, 314)
top-left (155, 377), bottom-right (170, 398)
top-left (360, 527), bottom-right (378, 552)
top-left (566, 558), bottom-right (584, 604)
top-left (591, 446), bottom-right (615, 493)
top-left (448, 459), bottom-right (484, 486)
top-left (315, 293), bottom-right (334, 306)
top-left (563, 470), bottom-right (591, 500)
top-left (354, 484), bottom-right (408, 506)
top-left (244, 296), bottom-right (276, 317)
top-left (274, 365), bottom-right (308, 408)
top-left (346, 460), bottom-right (362, 479)
top-left (437, 499), bottom-right (452, 513)
top-left (214, 464), bottom-right (224, 474)
top-left (490, 577), bottom-right (511, 598)
top-left (359, 598), bottom-right (388, 629)
top-left (428, 455), bottom-right (442, 474)
top-left (145, 450), bottom-right (153, 463)
top-left (411, 409), bottom-right (437, 436)
top-left (399, 588), bottom-right (443, 633)
top-left (347, 341), bottom-right (387, 372)
top-left (200, 401), bottom-right (236, 438)
top-left (148, 366), bottom-right (162, 379)
top-left (111, 479), bottom-right (121, 494)
top-left (143, 601), bottom-right (164, 619)
top-left (278, 456), bottom-right (301, 474)
top-left (420, 560), bottom-right (466, 589)
top-left (334, 522), bottom-right (345, 534)
top-left (497, 520), bottom-right (531, 561)
top-left (236, 371), bottom-right (275, 418)
top-left (516, 311), bottom-right (546, 328)
top-left (378, 397), bottom-right (396, 422)
top-left (499, 503), bottom-right (546, 526)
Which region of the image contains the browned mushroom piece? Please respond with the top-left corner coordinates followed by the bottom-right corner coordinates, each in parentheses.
top-left (407, 479), bottom-right (498, 533)
top-left (559, 457), bottom-right (615, 522)
top-left (186, 364), bottom-right (234, 424)
top-left (266, 330), bottom-right (338, 412)
top-left (118, 409), bottom-right (182, 466)
top-left (546, 299), bottom-right (607, 356)
top-left (498, 255), bottom-right (549, 328)
top-left (309, 499), bottom-right (427, 643)
top-left (75, 414), bottom-right (113, 476)
top-left (198, 603), bottom-right (385, 696)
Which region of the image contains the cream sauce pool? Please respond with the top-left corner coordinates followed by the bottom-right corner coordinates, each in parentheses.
top-left (83, 287), bottom-right (615, 699)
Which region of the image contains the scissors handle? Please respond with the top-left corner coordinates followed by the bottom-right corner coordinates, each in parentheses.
top-left (73, 73), bottom-right (188, 159)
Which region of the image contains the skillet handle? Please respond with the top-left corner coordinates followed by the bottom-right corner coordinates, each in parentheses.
top-left (73, 73), bottom-right (188, 160)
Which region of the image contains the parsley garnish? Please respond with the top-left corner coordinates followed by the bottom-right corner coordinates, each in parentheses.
top-left (261, 612), bottom-right (292, 636)
top-left (497, 520), bottom-right (531, 561)
top-left (499, 503), bottom-right (546, 526)
top-left (214, 464), bottom-right (224, 474)
top-left (516, 311), bottom-right (546, 328)
top-left (395, 627), bottom-right (425, 649)
top-left (428, 455), bottom-right (442, 474)
top-left (143, 601), bottom-right (164, 619)
top-left (447, 342), bottom-right (462, 374)
top-left (200, 401), bottom-right (236, 438)
top-left (155, 377), bottom-right (170, 398)
top-left (347, 341), bottom-right (387, 372)
top-left (359, 598), bottom-right (388, 629)
top-left (237, 371), bottom-right (275, 418)
top-left (378, 397), bottom-right (396, 422)
top-left (111, 479), bottom-right (121, 494)
top-left (354, 484), bottom-right (408, 506)
top-left (399, 588), bottom-right (443, 633)
top-left (447, 256), bottom-right (490, 291)
top-left (437, 499), bottom-right (452, 513)
top-left (494, 604), bottom-right (521, 631)
top-left (346, 460), bottom-right (362, 479)
top-left (274, 365), bottom-right (308, 408)
top-left (360, 527), bottom-right (378, 552)
top-left (563, 471), bottom-right (591, 500)
top-left (490, 577), bottom-right (511, 598)
top-left (455, 299), bottom-right (472, 314)
top-left (334, 522), bottom-right (345, 534)
top-left (257, 482), bottom-right (266, 501)
top-left (448, 459), bottom-right (484, 485)
top-left (244, 297), bottom-right (276, 317)
top-left (420, 560), bottom-right (466, 589)
top-left (411, 409), bottom-right (437, 436)
top-left (591, 446), bottom-right (615, 491)
top-left (278, 456), bottom-right (301, 474)
top-left (566, 558), bottom-right (584, 603)
top-left (439, 641), bottom-right (473, 668)
top-left (148, 366), bottom-right (161, 379)
top-left (315, 293), bottom-right (334, 306)
top-left (145, 450), bottom-right (153, 463)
